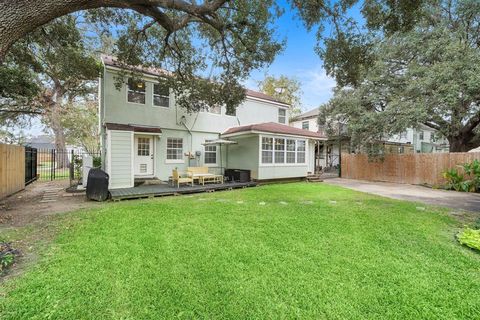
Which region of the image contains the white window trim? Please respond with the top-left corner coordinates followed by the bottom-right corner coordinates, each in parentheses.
top-left (165, 137), bottom-right (184, 164)
top-left (204, 144), bottom-right (218, 166)
top-left (258, 134), bottom-right (308, 167)
top-left (126, 79), bottom-right (146, 105)
top-left (278, 109), bottom-right (287, 124)
top-left (152, 84), bottom-right (170, 108)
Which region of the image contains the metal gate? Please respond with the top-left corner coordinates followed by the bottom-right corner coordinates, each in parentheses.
top-left (25, 147), bottom-right (38, 185)
top-left (35, 149), bottom-right (101, 184)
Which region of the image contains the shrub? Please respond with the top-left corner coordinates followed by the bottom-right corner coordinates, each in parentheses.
top-left (443, 168), bottom-right (469, 192)
top-left (0, 242), bottom-right (18, 273)
top-left (443, 159), bottom-right (480, 192)
top-left (457, 228), bottom-right (480, 252)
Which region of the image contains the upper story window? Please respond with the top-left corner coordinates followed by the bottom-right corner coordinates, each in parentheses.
top-left (399, 131), bottom-right (407, 139)
top-left (166, 138), bottom-right (183, 161)
top-left (153, 83), bottom-right (169, 107)
top-left (302, 121), bottom-right (309, 130)
top-left (431, 132), bottom-right (436, 142)
top-left (278, 109), bottom-right (286, 124)
top-left (127, 78), bottom-right (146, 104)
top-left (204, 143), bottom-right (217, 164)
top-left (419, 131), bottom-right (424, 140)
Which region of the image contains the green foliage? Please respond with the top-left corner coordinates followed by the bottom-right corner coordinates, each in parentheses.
top-left (320, 1), bottom-right (480, 152)
top-left (443, 159), bottom-right (480, 192)
top-left (0, 242), bottom-right (17, 273)
top-left (443, 168), bottom-right (468, 192)
top-left (258, 75), bottom-right (302, 118)
top-left (87, 1), bottom-right (284, 114)
top-left (457, 228), bottom-right (480, 252)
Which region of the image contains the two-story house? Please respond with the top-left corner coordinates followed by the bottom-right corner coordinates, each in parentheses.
top-left (99, 56), bottom-right (326, 189)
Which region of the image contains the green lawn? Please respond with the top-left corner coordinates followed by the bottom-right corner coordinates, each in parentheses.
top-left (1, 183), bottom-right (479, 319)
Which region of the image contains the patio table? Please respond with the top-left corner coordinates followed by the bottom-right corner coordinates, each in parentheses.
top-left (193, 173), bottom-right (224, 185)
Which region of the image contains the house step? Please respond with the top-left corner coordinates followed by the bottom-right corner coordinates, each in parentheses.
top-left (306, 174), bottom-right (323, 183)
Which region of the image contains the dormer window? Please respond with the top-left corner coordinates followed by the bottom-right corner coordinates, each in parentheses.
top-left (127, 78), bottom-right (146, 104)
top-left (278, 109), bottom-right (286, 124)
top-left (153, 83), bottom-right (169, 107)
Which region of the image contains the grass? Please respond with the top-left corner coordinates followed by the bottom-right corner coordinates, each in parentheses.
top-left (1, 183), bottom-right (479, 319)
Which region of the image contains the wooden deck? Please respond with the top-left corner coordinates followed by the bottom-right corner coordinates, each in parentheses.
top-left (109, 181), bottom-right (257, 201)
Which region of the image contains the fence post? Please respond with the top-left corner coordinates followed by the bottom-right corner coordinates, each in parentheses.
top-left (51, 149), bottom-right (56, 181)
top-left (70, 149), bottom-right (74, 186)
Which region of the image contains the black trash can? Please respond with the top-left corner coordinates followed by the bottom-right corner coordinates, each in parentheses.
top-left (86, 168), bottom-right (110, 201)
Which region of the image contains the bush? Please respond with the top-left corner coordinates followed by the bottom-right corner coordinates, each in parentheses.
top-left (0, 242), bottom-right (18, 273)
top-left (443, 159), bottom-right (480, 192)
top-left (457, 228), bottom-right (480, 252)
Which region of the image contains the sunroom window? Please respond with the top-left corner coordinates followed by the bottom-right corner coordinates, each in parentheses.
top-left (286, 139), bottom-right (296, 163)
top-left (261, 137), bottom-right (273, 163)
top-left (297, 140), bottom-right (306, 163)
top-left (274, 138), bottom-right (285, 163)
top-left (127, 78), bottom-right (146, 104)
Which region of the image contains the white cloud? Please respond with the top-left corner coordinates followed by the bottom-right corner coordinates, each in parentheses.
top-left (297, 65), bottom-right (336, 110)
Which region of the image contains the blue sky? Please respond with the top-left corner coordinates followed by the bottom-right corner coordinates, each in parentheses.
top-left (245, 1), bottom-right (336, 113)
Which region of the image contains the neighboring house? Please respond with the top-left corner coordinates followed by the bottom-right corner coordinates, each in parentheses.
top-left (99, 56), bottom-right (326, 189)
top-left (290, 107), bottom-right (450, 170)
top-left (24, 135), bottom-right (84, 152)
top-left (387, 124), bottom-right (449, 153)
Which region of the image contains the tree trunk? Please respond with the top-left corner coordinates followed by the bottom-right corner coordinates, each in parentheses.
top-left (49, 110), bottom-right (70, 169)
top-left (448, 136), bottom-right (476, 152)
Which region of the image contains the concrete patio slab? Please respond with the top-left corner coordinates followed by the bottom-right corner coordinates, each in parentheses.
top-left (324, 178), bottom-right (480, 212)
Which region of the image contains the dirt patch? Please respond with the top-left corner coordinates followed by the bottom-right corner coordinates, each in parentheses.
top-left (0, 180), bottom-right (99, 228)
top-left (0, 180), bottom-right (101, 282)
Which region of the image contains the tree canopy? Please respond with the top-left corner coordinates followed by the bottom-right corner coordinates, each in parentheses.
top-left (316, 0), bottom-right (480, 152)
top-left (258, 75), bottom-right (303, 119)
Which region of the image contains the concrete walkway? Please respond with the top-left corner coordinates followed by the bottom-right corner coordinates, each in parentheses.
top-left (324, 178), bottom-right (480, 212)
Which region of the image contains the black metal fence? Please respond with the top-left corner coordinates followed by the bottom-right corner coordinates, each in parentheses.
top-left (25, 147), bottom-right (38, 185)
top-left (35, 149), bottom-right (101, 184)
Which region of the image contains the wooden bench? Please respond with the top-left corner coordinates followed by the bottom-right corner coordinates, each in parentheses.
top-left (187, 167), bottom-right (223, 185)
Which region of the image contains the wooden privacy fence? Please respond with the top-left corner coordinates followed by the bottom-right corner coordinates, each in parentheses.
top-left (341, 152), bottom-right (480, 186)
top-left (0, 144), bottom-right (25, 199)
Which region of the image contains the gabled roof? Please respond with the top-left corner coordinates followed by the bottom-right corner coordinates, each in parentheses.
top-left (292, 107), bottom-right (320, 121)
top-left (101, 55), bottom-right (289, 107)
top-left (222, 122), bottom-right (326, 139)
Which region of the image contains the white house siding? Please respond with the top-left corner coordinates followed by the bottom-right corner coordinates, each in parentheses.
top-left (225, 136), bottom-right (259, 179)
top-left (290, 118), bottom-right (318, 132)
top-left (153, 129), bottom-right (224, 181)
top-left (107, 130), bottom-right (133, 189)
top-left (102, 69), bottom-right (288, 136)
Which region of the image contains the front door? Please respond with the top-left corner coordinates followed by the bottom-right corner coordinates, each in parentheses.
top-left (134, 135), bottom-right (154, 176)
